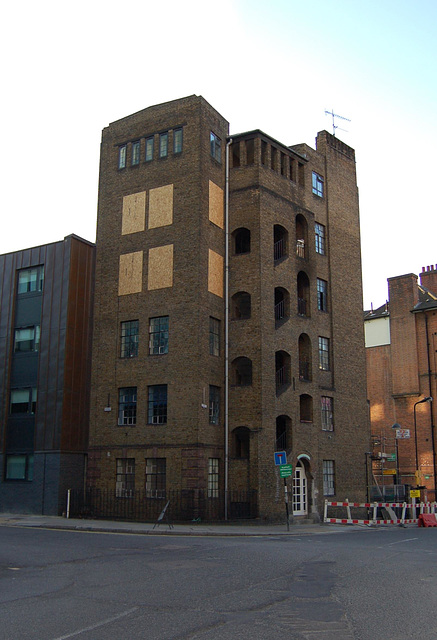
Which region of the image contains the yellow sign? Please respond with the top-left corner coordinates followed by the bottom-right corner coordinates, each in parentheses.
top-left (383, 469), bottom-right (397, 475)
top-left (410, 489), bottom-right (420, 498)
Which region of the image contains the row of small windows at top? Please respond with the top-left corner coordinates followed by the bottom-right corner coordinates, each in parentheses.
top-left (117, 129), bottom-right (223, 169)
top-left (233, 220), bottom-right (326, 262)
top-left (118, 128), bottom-right (183, 169)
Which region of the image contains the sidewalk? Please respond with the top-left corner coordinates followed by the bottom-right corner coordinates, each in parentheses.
top-left (0, 513), bottom-right (358, 537)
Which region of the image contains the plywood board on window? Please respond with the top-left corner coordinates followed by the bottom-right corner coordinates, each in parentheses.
top-left (209, 181), bottom-right (224, 229)
top-left (122, 191), bottom-right (146, 235)
top-left (118, 251), bottom-right (143, 295)
top-left (208, 249), bottom-right (224, 298)
top-left (148, 184), bottom-right (173, 229)
top-left (148, 244), bottom-right (174, 290)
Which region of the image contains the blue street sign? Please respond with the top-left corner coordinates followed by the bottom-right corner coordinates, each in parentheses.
top-left (274, 451), bottom-right (287, 466)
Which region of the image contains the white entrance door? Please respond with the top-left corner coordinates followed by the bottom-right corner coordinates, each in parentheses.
top-left (292, 460), bottom-right (307, 516)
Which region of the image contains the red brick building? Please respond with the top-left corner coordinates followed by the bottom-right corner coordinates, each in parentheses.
top-left (365, 266), bottom-right (437, 501)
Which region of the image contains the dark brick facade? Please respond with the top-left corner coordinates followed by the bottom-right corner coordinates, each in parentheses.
top-left (89, 95), bottom-right (370, 520)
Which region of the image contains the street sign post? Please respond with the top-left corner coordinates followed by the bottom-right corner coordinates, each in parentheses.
top-left (279, 464), bottom-right (293, 478)
top-left (274, 454), bottom-right (293, 531)
top-left (274, 451), bottom-right (287, 466)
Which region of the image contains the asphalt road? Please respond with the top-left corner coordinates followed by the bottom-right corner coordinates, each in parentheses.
top-left (1, 525), bottom-right (437, 639)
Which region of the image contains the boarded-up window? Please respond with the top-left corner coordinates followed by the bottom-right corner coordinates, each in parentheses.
top-left (208, 249), bottom-right (224, 298)
top-left (209, 181), bottom-right (224, 229)
top-left (148, 184), bottom-right (173, 229)
top-left (148, 245), bottom-right (173, 290)
top-left (119, 252), bottom-right (143, 295)
top-left (122, 192), bottom-right (146, 235)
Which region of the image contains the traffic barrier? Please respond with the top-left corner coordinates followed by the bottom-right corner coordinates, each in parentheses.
top-left (418, 513), bottom-right (437, 527)
top-left (324, 499), bottom-right (437, 526)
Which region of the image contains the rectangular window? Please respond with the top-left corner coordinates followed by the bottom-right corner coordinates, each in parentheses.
top-left (208, 458), bottom-right (219, 498)
top-left (209, 385), bottom-right (220, 425)
top-left (145, 136), bottom-right (154, 162)
top-left (116, 458), bottom-right (135, 497)
top-left (17, 266), bottom-right (44, 294)
top-left (149, 316), bottom-right (169, 355)
top-left (318, 337), bottom-right (330, 371)
top-left (317, 278), bottom-right (328, 312)
top-left (121, 320), bottom-right (139, 358)
top-left (118, 144), bottom-right (127, 169)
top-left (118, 387), bottom-right (137, 426)
top-left (210, 132), bottom-right (221, 163)
top-left (323, 460), bottom-right (335, 496)
top-left (261, 140), bottom-right (267, 165)
top-left (209, 317), bottom-right (220, 356)
top-left (315, 223), bottom-right (326, 255)
top-left (5, 454), bottom-right (33, 481)
top-left (289, 157), bottom-right (295, 182)
top-left (10, 388), bottom-right (37, 414)
top-left (312, 171), bottom-right (324, 197)
top-left (132, 140), bottom-right (140, 166)
top-left (159, 132), bottom-right (168, 158)
top-left (14, 326), bottom-right (40, 352)
top-left (246, 139), bottom-right (254, 165)
top-left (145, 458), bottom-right (166, 498)
top-left (173, 128), bottom-right (183, 154)
top-left (321, 396), bottom-right (334, 431)
top-left (148, 385), bottom-right (167, 424)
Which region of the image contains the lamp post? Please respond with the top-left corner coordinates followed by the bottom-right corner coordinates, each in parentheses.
top-left (413, 397), bottom-right (433, 487)
top-left (391, 423), bottom-right (401, 484)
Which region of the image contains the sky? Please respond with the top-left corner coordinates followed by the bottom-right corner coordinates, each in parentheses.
top-left (1, 0), bottom-right (436, 309)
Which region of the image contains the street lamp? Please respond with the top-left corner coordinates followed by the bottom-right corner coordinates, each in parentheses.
top-left (391, 423), bottom-right (401, 484)
top-left (413, 397), bottom-right (433, 487)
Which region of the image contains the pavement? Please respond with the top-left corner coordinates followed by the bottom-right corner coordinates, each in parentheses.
top-left (0, 513), bottom-right (365, 537)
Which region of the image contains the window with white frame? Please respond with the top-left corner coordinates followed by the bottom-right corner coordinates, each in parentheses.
top-left (14, 326), bottom-right (40, 352)
top-left (208, 458), bottom-right (219, 498)
top-left (145, 136), bottom-right (154, 162)
top-left (147, 385), bottom-right (167, 424)
top-left (315, 223), bottom-right (326, 255)
top-left (17, 266), bottom-right (44, 294)
top-left (321, 396), bottom-right (334, 431)
top-left (312, 171), bottom-right (324, 197)
top-left (132, 140), bottom-right (140, 166)
top-left (318, 336), bottom-right (330, 371)
top-left (118, 144), bottom-right (127, 169)
top-left (10, 388), bottom-right (37, 414)
top-left (145, 458), bottom-right (166, 498)
top-left (116, 458), bottom-right (135, 497)
top-left (118, 387), bottom-right (137, 425)
top-left (323, 460), bottom-right (335, 496)
top-left (159, 132), bottom-right (168, 158)
top-left (149, 316), bottom-right (169, 355)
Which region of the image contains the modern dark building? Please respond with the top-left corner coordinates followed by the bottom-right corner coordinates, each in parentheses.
top-left (87, 95), bottom-right (370, 521)
top-left (0, 235), bottom-right (95, 514)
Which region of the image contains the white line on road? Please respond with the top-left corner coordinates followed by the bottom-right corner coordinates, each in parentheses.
top-left (51, 607), bottom-right (138, 640)
top-left (387, 538), bottom-right (418, 545)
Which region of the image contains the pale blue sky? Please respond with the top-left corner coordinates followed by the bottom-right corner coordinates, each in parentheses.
top-left (1, 0), bottom-right (436, 308)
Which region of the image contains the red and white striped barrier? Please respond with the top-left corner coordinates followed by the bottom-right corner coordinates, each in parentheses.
top-left (324, 499), bottom-right (437, 526)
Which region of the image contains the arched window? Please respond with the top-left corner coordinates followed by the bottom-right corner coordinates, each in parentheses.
top-left (232, 357), bottom-right (253, 386)
top-left (298, 333), bottom-right (312, 381)
top-left (296, 214), bottom-right (308, 259)
top-left (276, 415), bottom-right (291, 451)
top-left (300, 394), bottom-right (313, 422)
top-left (231, 292), bottom-right (251, 320)
top-left (275, 350), bottom-right (291, 394)
top-left (297, 271), bottom-right (310, 317)
top-left (232, 427), bottom-right (250, 458)
top-left (273, 225), bottom-right (288, 262)
top-left (274, 287), bottom-right (290, 326)
top-left (233, 228), bottom-right (251, 255)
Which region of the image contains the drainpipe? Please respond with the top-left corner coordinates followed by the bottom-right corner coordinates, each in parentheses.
top-left (424, 314), bottom-right (437, 497)
top-left (224, 137), bottom-right (232, 520)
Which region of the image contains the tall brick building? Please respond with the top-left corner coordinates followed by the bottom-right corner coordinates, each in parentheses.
top-left (365, 267), bottom-right (437, 501)
top-left (0, 235), bottom-right (95, 514)
top-left (88, 95), bottom-right (369, 521)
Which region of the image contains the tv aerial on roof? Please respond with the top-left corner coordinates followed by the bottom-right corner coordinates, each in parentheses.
top-left (324, 109), bottom-right (351, 136)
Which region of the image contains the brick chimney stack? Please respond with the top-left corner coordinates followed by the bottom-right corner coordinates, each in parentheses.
top-left (419, 265), bottom-right (437, 294)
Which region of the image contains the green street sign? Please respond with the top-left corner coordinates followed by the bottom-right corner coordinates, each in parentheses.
top-left (386, 453), bottom-right (396, 462)
top-left (279, 464), bottom-right (293, 478)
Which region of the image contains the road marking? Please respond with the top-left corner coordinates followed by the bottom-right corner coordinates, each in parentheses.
top-left (51, 607), bottom-right (138, 640)
top-left (387, 537), bottom-right (418, 546)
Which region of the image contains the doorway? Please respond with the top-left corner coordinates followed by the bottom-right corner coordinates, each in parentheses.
top-left (292, 459), bottom-right (307, 516)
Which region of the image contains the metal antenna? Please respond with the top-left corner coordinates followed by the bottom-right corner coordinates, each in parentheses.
top-left (324, 109), bottom-right (351, 136)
